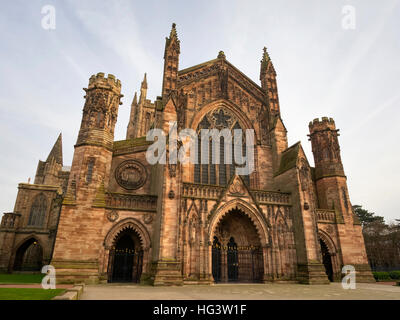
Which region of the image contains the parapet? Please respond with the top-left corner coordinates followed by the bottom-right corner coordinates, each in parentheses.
top-left (309, 117), bottom-right (337, 134)
top-left (87, 72), bottom-right (122, 94)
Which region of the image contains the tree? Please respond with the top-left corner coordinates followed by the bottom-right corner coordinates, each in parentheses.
top-left (352, 205), bottom-right (384, 227)
top-left (352, 205), bottom-right (400, 271)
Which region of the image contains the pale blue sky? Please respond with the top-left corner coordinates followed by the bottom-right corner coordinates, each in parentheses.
top-left (0, 0), bottom-right (399, 222)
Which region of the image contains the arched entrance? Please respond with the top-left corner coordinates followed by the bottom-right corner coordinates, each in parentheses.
top-left (107, 228), bottom-right (143, 283)
top-left (13, 238), bottom-right (43, 271)
top-left (320, 239), bottom-right (334, 282)
top-left (212, 208), bottom-right (264, 283)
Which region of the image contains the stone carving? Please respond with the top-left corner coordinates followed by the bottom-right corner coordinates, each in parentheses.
top-left (212, 109), bottom-right (231, 128)
top-left (229, 180), bottom-right (245, 195)
top-left (143, 212), bottom-right (153, 224)
top-left (115, 160), bottom-right (147, 190)
top-left (168, 163), bottom-right (177, 178)
top-left (106, 210), bottom-right (119, 222)
top-left (299, 158), bottom-right (310, 191)
top-left (261, 161), bottom-right (268, 169)
top-left (326, 225), bottom-right (334, 234)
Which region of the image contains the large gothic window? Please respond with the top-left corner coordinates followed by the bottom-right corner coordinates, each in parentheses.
top-left (194, 108), bottom-right (250, 186)
top-left (27, 194), bottom-right (47, 227)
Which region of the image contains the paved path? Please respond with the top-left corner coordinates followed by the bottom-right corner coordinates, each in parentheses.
top-left (81, 282), bottom-right (400, 300)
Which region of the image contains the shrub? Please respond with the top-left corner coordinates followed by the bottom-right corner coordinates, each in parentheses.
top-left (388, 271), bottom-right (400, 280)
top-left (372, 271), bottom-right (391, 281)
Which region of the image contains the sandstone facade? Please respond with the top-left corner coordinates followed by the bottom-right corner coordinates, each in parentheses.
top-left (0, 24), bottom-right (374, 285)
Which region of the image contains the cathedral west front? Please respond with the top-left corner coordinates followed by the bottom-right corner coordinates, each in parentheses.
top-left (0, 24), bottom-right (374, 285)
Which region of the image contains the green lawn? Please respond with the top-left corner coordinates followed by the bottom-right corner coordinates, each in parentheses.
top-left (0, 273), bottom-right (44, 284)
top-left (0, 288), bottom-right (64, 300)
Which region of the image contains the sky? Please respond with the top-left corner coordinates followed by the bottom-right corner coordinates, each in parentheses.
top-left (0, 0), bottom-right (399, 223)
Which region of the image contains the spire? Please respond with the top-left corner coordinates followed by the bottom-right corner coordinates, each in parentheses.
top-left (164, 23), bottom-right (180, 58)
top-left (132, 91), bottom-right (138, 105)
top-left (162, 23), bottom-right (181, 98)
top-left (140, 73), bottom-right (148, 104)
top-left (141, 73), bottom-right (147, 90)
top-left (168, 23), bottom-right (179, 41)
top-left (46, 133), bottom-right (63, 165)
top-left (261, 47), bottom-right (271, 68)
top-left (127, 91), bottom-right (138, 139)
top-left (170, 23), bottom-right (178, 39)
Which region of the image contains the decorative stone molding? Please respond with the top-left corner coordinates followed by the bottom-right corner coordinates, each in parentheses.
top-left (106, 193), bottom-right (157, 212)
top-left (103, 217), bottom-right (151, 250)
top-left (229, 180), bottom-right (245, 196)
top-left (115, 160), bottom-right (147, 190)
top-left (106, 210), bottom-right (119, 223)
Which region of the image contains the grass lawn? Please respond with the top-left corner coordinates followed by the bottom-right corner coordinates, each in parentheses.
top-left (0, 288), bottom-right (64, 300)
top-left (0, 273), bottom-right (44, 284)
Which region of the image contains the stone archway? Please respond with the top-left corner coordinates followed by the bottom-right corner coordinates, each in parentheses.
top-left (103, 218), bottom-right (151, 283)
top-left (318, 230), bottom-right (340, 281)
top-left (320, 239), bottom-right (333, 281)
top-left (211, 207), bottom-right (265, 283)
top-left (108, 228), bottom-right (143, 283)
top-left (13, 237), bottom-right (43, 271)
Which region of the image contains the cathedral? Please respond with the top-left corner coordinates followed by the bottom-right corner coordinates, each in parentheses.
top-left (0, 24), bottom-right (374, 285)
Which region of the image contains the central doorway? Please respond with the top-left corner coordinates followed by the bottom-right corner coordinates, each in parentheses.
top-left (212, 208), bottom-right (264, 283)
top-left (108, 228), bottom-right (143, 283)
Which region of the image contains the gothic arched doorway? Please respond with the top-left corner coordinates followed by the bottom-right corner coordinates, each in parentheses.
top-left (108, 228), bottom-right (143, 283)
top-left (212, 208), bottom-right (264, 283)
top-left (13, 238), bottom-right (43, 271)
top-left (320, 239), bottom-right (334, 282)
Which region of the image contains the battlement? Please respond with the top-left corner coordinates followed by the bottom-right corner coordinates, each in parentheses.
top-left (87, 72), bottom-right (122, 93)
top-left (309, 117), bottom-right (337, 134)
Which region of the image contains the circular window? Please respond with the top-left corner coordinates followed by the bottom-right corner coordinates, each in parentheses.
top-left (115, 160), bottom-right (147, 190)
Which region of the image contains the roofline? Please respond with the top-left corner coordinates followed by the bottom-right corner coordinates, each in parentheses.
top-left (178, 58), bottom-right (219, 75)
top-left (281, 141), bottom-right (301, 154)
top-left (178, 57), bottom-right (264, 94)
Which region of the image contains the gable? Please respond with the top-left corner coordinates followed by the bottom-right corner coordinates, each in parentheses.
top-left (208, 174), bottom-right (264, 220)
top-left (275, 142), bottom-right (313, 177)
top-left (177, 58), bottom-right (266, 105)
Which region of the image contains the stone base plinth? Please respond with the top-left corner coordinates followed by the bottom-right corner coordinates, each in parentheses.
top-left (52, 260), bottom-right (100, 284)
top-left (297, 263), bottom-right (330, 284)
top-left (354, 264), bottom-right (376, 283)
top-left (151, 260), bottom-right (183, 286)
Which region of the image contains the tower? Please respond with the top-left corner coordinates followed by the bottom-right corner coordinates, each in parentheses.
top-left (309, 117), bottom-right (374, 282)
top-left (260, 48), bottom-right (287, 171)
top-left (162, 23), bottom-right (180, 99)
top-left (51, 73), bottom-right (123, 283)
top-left (308, 117), bottom-right (345, 211)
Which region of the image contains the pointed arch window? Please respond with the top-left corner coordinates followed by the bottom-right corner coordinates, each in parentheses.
top-left (194, 108), bottom-right (250, 186)
top-left (86, 158), bottom-right (95, 183)
top-left (28, 194), bottom-right (47, 227)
